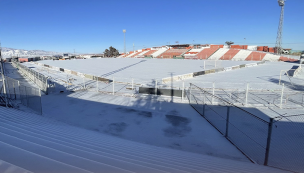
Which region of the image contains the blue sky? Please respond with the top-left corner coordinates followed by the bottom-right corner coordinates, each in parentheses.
top-left (0, 0), bottom-right (303, 53)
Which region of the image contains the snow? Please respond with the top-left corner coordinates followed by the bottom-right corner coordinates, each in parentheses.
top-left (0, 159), bottom-right (32, 173)
top-left (41, 90), bottom-right (248, 161)
top-left (0, 106), bottom-right (287, 173)
top-left (37, 58), bottom-right (255, 81)
top-left (1, 47), bottom-right (59, 58)
top-left (3, 59), bottom-right (303, 172)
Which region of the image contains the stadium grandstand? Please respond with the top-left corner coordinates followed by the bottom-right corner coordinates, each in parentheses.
top-left (116, 43), bottom-right (298, 62)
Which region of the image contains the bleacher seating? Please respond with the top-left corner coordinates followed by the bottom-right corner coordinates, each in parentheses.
top-left (245, 52), bottom-right (266, 61)
top-left (231, 50), bottom-right (252, 61)
top-left (279, 56), bottom-right (299, 62)
top-left (208, 48), bottom-right (229, 60)
top-left (263, 54), bottom-right (281, 61)
top-left (220, 49), bottom-right (240, 60)
top-left (135, 50), bottom-right (150, 58)
top-left (0, 106), bottom-right (283, 173)
top-left (194, 48), bottom-right (219, 59)
top-left (126, 52), bottom-right (138, 58)
top-left (151, 49), bottom-right (168, 58)
top-left (130, 51), bottom-right (142, 58)
top-left (122, 53), bottom-right (130, 58)
top-left (118, 54), bottom-right (125, 58)
top-left (143, 50), bottom-right (157, 56)
top-left (184, 48), bottom-right (206, 59)
top-left (157, 49), bottom-right (188, 59)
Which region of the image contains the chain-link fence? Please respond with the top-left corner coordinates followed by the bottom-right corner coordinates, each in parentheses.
top-left (188, 83), bottom-right (304, 172)
top-left (0, 76), bottom-right (42, 114)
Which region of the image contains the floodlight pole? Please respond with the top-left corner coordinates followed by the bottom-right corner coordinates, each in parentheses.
top-left (275, 0), bottom-right (285, 55)
top-left (123, 30), bottom-right (126, 54)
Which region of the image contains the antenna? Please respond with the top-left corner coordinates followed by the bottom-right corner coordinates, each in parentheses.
top-left (275, 0), bottom-right (285, 55)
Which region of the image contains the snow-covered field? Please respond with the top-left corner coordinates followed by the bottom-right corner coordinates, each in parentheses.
top-left (38, 58), bottom-right (256, 81)
top-left (4, 59), bottom-right (304, 172)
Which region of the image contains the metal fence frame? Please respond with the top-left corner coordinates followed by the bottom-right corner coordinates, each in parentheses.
top-left (1, 75), bottom-right (42, 115)
top-left (187, 83), bottom-right (304, 172)
top-left (12, 62), bottom-right (49, 94)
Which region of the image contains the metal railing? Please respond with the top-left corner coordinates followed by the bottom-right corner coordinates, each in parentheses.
top-left (12, 62), bottom-right (49, 94)
top-left (1, 76), bottom-right (42, 114)
top-left (188, 83), bottom-right (304, 172)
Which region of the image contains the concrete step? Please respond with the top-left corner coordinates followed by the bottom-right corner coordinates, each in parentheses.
top-left (0, 107), bottom-right (287, 173)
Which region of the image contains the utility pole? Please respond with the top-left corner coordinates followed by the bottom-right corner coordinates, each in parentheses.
top-left (0, 42), bottom-right (8, 107)
top-left (275, 0), bottom-right (285, 55)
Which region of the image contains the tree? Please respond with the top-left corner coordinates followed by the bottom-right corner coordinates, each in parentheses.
top-left (104, 46), bottom-right (119, 57)
top-left (225, 41), bottom-right (234, 48)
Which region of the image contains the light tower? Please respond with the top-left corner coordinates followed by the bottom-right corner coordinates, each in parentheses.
top-left (123, 29), bottom-right (126, 54)
top-left (275, 0), bottom-right (285, 55)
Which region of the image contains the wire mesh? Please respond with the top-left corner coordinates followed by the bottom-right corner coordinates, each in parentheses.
top-left (188, 83), bottom-right (304, 172)
top-left (188, 83), bottom-right (270, 164)
top-left (1, 76), bottom-right (42, 114)
top-left (268, 115), bottom-right (304, 173)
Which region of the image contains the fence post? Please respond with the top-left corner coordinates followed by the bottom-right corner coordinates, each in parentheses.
top-left (132, 78), bottom-right (134, 90)
top-left (202, 103), bottom-right (206, 117)
top-left (264, 118), bottom-right (274, 166)
top-left (182, 80), bottom-right (184, 101)
top-left (279, 71), bottom-right (282, 85)
top-left (96, 77), bottom-right (98, 92)
top-left (245, 83), bottom-right (249, 106)
top-left (39, 89), bottom-right (42, 115)
top-left (112, 77), bottom-right (114, 95)
top-left (25, 86), bottom-right (29, 107)
top-left (13, 81), bottom-right (16, 100)
top-left (189, 84), bottom-right (192, 103)
top-left (0, 60), bottom-right (8, 107)
top-left (18, 81), bottom-right (20, 100)
top-left (280, 83), bottom-right (284, 109)
top-left (83, 77), bottom-right (86, 89)
top-left (45, 77), bottom-right (48, 95)
top-left (212, 82), bottom-right (215, 104)
top-left (155, 79), bottom-right (157, 96)
top-left (225, 106), bottom-right (230, 138)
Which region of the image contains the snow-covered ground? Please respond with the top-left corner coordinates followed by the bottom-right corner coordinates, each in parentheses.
top-left (0, 106), bottom-right (286, 173)
top-left (174, 61), bottom-right (304, 90)
top-left (5, 60), bottom-right (304, 172)
top-left (41, 90), bottom-right (248, 161)
top-left (38, 58), bottom-right (256, 81)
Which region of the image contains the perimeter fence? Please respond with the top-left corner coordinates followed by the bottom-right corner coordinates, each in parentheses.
top-left (191, 82), bottom-right (304, 109)
top-left (188, 83), bottom-right (304, 172)
top-left (0, 76), bottom-right (42, 114)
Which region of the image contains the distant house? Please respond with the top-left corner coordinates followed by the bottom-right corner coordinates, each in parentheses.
top-left (18, 57), bottom-right (40, 62)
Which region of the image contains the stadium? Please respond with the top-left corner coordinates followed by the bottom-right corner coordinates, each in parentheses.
top-left (0, 0), bottom-right (304, 173)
